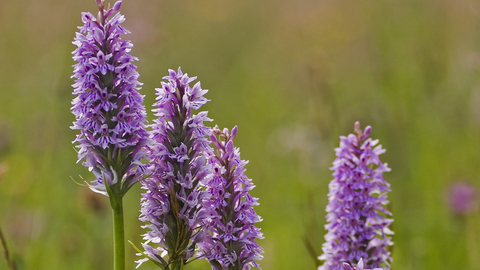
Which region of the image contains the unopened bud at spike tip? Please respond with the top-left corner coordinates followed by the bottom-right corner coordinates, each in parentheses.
top-left (212, 125), bottom-right (222, 135)
top-left (363, 126), bottom-right (372, 139)
top-left (112, 0), bottom-right (122, 12)
top-left (231, 125), bottom-right (238, 140)
top-left (354, 121), bottom-right (362, 138)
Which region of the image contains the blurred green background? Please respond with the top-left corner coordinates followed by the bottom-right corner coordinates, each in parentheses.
top-left (1, 0), bottom-right (480, 269)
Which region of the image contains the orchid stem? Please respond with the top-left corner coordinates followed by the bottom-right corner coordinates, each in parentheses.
top-left (113, 196), bottom-right (125, 270)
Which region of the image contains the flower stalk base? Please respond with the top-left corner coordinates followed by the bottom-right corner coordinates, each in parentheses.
top-left (113, 197), bottom-right (125, 270)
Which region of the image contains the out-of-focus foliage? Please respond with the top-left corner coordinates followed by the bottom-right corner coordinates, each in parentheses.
top-left (1, 0), bottom-right (480, 269)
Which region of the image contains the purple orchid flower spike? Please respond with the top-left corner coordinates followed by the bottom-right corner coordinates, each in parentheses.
top-left (138, 68), bottom-right (213, 270)
top-left (319, 122), bottom-right (393, 270)
top-left (71, 0), bottom-right (149, 198)
top-left (199, 125), bottom-right (264, 270)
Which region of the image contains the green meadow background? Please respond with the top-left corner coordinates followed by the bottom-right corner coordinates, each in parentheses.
top-left (1, 0), bottom-right (480, 269)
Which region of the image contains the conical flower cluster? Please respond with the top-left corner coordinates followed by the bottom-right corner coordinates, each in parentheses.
top-left (319, 122), bottom-right (393, 270)
top-left (199, 125), bottom-right (264, 270)
top-left (138, 68), bottom-right (212, 269)
top-left (71, 0), bottom-right (148, 197)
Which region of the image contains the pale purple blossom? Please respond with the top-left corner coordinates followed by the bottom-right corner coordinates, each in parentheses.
top-left (138, 68), bottom-right (212, 268)
top-left (199, 126), bottom-right (264, 270)
top-left (319, 122), bottom-right (393, 270)
top-left (448, 181), bottom-right (478, 214)
top-left (70, 0), bottom-right (148, 197)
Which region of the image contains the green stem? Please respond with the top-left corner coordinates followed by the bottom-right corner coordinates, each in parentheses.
top-left (170, 259), bottom-right (184, 270)
top-left (113, 196), bottom-right (125, 270)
